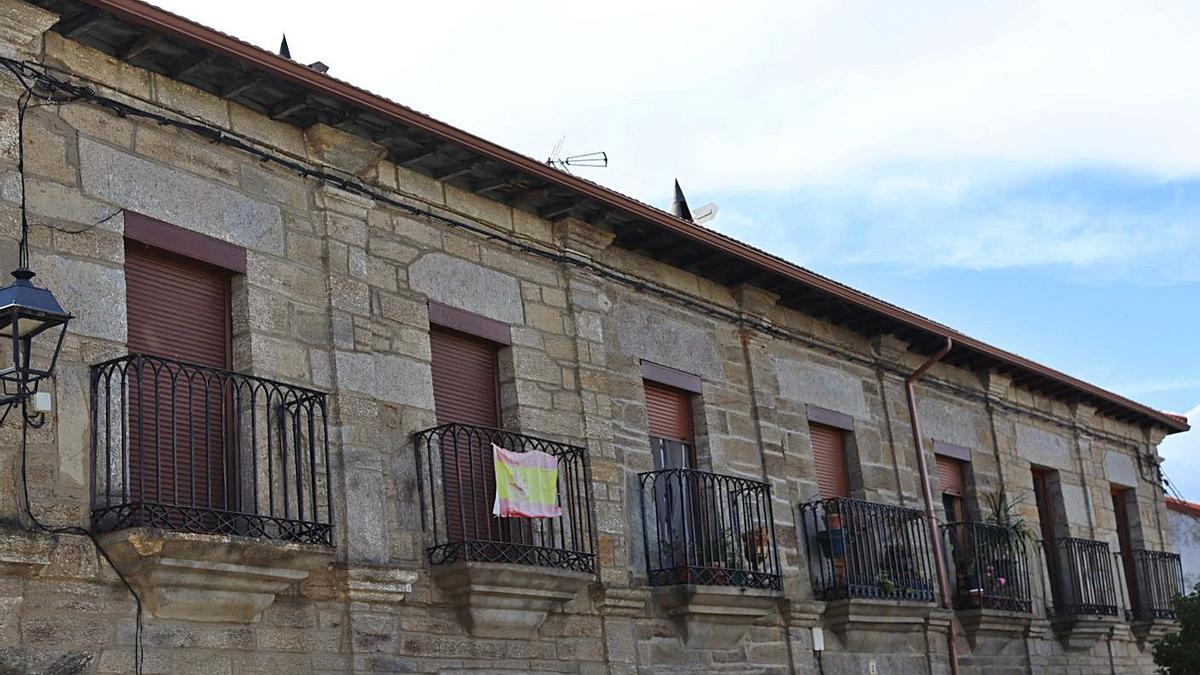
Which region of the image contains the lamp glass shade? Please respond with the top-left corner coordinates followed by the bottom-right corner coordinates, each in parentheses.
top-left (0, 269), bottom-right (71, 402)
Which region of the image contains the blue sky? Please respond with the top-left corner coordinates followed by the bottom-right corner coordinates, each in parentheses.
top-left (154, 0), bottom-right (1200, 499)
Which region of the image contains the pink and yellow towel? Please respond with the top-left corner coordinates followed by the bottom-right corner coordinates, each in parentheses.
top-left (492, 444), bottom-right (562, 518)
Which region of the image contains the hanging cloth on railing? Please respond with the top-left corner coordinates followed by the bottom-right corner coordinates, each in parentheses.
top-left (492, 444), bottom-right (562, 518)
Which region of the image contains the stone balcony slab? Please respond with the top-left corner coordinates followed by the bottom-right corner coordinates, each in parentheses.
top-left (652, 585), bottom-right (781, 649)
top-left (1130, 616), bottom-right (1180, 644)
top-left (97, 528), bottom-right (334, 623)
top-left (431, 561), bottom-right (594, 638)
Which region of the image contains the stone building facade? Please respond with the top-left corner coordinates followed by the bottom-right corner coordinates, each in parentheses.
top-left (0, 0), bottom-right (1187, 673)
top-left (1166, 498), bottom-right (1200, 591)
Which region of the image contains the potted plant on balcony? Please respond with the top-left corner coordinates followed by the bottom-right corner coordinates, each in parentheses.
top-left (983, 486), bottom-right (1034, 599)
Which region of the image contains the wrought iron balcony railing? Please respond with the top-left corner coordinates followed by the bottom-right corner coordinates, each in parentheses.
top-left (1128, 549), bottom-right (1184, 621)
top-left (90, 354), bottom-right (333, 546)
top-left (941, 521), bottom-right (1033, 613)
top-left (799, 497), bottom-right (936, 603)
top-left (1046, 537), bottom-right (1118, 617)
top-left (413, 423), bottom-right (595, 573)
top-left (638, 468), bottom-right (782, 591)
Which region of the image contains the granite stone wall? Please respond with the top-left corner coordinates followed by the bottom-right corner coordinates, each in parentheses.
top-left (0, 1), bottom-right (1178, 672)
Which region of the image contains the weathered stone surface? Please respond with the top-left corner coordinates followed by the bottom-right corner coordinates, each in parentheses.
top-left (0, 529), bottom-right (51, 575)
top-left (0, 0), bottom-right (57, 59)
top-left (775, 357), bottom-right (869, 418)
top-left (1060, 482), bottom-right (1090, 525)
top-left (346, 565), bottom-right (419, 604)
top-left (53, 364), bottom-right (89, 487)
top-left (78, 137), bottom-right (285, 255)
top-left (0, 647), bottom-right (93, 675)
top-left (304, 123), bottom-right (386, 177)
top-left (613, 305), bottom-right (721, 378)
top-left (343, 467), bottom-right (388, 564)
top-left (32, 253), bottom-right (125, 341)
top-left (408, 252), bottom-right (524, 324)
top-left (1015, 423), bottom-right (1072, 470)
top-left (918, 398), bottom-right (983, 449)
top-left (1103, 450), bottom-right (1138, 488)
top-left (333, 351), bottom-right (433, 408)
top-left (554, 218), bottom-right (615, 257)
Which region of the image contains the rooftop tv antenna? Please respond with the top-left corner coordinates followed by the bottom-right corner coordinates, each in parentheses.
top-left (546, 136), bottom-right (608, 173)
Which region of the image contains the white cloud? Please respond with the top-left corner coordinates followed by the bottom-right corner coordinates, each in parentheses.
top-left (1159, 404), bottom-right (1200, 502)
top-left (151, 0), bottom-right (1200, 201)
top-left (149, 1), bottom-right (1200, 280)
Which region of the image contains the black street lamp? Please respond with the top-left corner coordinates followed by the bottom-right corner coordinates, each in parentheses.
top-left (0, 266), bottom-right (70, 408)
top-left (0, 86), bottom-right (72, 420)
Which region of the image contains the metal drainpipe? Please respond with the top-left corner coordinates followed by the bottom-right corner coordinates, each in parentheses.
top-left (904, 336), bottom-right (959, 675)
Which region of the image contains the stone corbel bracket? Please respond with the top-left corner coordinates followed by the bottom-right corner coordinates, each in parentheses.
top-left (431, 561), bottom-right (594, 638)
top-left (346, 565), bottom-right (419, 604)
top-left (98, 529), bottom-right (334, 623)
top-left (821, 598), bottom-right (948, 654)
top-left (955, 608), bottom-right (1034, 649)
top-left (1130, 617), bottom-right (1179, 644)
top-left (1049, 614), bottom-right (1121, 651)
top-left (590, 583), bottom-right (650, 617)
top-left (652, 585), bottom-right (782, 649)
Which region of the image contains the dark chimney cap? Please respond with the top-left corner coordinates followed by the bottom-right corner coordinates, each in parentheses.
top-left (279, 34), bottom-right (291, 59)
top-left (671, 179), bottom-right (693, 222)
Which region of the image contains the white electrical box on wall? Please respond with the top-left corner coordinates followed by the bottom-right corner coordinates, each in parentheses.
top-left (31, 391), bottom-right (51, 413)
top-left (811, 626), bottom-right (825, 652)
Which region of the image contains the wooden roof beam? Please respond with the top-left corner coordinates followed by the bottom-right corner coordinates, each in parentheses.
top-left (171, 52), bottom-right (215, 79)
top-left (395, 144), bottom-right (441, 166)
top-left (538, 201), bottom-right (578, 220)
top-left (268, 92), bottom-right (312, 120)
top-left (117, 33), bottom-right (158, 60)
top-left (433, 159), bottom-right (484, 181)
top-left (221, 72), bottom-right (265, 99)
top-left (57, 8), bottom-right (99, 38)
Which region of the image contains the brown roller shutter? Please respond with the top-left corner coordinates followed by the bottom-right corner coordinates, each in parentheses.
top-left (810, 423), bottom-right (850, 499)
top-left (125, 240), bottom-right (232, 511)
top-left (645, 381), bottom-right (692, 444)
top-left (936, 455), bottom-right (965, 497)
top-left (430, 327), bottom-right (500, 426)
top-left (430, 326), bottom-right (500, 544)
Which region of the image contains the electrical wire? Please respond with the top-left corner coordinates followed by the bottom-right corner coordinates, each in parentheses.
top-left (4, 61), bottom-right (145, 675)
top-left (16, 399), bottom-right (144, 675)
